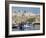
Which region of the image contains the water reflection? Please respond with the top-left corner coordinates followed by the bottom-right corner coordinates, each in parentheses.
top-left (12, 22), bottom-right (40, 31)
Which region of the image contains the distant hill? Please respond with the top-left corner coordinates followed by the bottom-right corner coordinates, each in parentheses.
top-left (12, 12), bottom-right (40, 24)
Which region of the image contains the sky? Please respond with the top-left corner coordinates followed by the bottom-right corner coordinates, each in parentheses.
top-left (12, 7), bottom-right (40, 15)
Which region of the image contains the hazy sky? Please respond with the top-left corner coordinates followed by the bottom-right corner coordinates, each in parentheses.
top-left (12, 7), bottom-right (40, 15)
